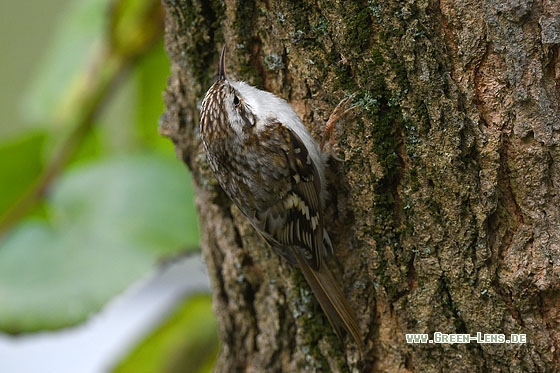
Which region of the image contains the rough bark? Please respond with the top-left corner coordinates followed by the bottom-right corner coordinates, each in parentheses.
top-left (160, 0), bottom-right (560, 371)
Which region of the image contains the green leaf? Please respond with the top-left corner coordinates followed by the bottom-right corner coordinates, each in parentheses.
top-left (0, 154), bottom-right (199, 333)
top-left (134, 40), bottom-right (173, 154)
top-left (112, 293), bottom-right (218, 373)
top-left (0, 131), bottom-right (46, 217)
top-left (22, 0), bottom-right (111, 127)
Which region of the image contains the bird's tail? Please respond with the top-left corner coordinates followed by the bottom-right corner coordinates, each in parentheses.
top-left (293, 250), bottom-right (364, 354)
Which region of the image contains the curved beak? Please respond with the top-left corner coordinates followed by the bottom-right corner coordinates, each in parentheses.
top-left (218, 45), bottom-right (227, 80)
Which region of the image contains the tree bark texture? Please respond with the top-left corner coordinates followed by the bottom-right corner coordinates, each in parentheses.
top-left (160, 0), bottom-right (560, 371)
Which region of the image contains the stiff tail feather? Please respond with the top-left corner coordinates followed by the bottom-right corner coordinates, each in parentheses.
top-left (292, 250), bottom-right (364, 354)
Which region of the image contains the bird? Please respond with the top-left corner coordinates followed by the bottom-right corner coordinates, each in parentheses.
top-left (199, 45), bottom-right (363, 353)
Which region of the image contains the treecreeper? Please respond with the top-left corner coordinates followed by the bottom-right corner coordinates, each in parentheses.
top-left (199, 45), bottom-right (364, 354)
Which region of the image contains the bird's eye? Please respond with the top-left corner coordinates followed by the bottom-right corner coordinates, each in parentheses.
top-left (233, 95), bottom-right (240, 107)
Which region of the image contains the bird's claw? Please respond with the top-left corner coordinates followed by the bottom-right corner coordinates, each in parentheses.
top-left (321, 93), bottom-right (357, 152)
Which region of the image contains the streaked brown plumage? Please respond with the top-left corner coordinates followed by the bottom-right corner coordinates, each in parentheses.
top-left (200, 45), bottom-right (363, 353)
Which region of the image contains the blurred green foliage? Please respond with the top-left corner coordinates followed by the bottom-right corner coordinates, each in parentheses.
top-left (0, 1), bottom-right (214, 362)
top-left (113, 294), bottom-right (219, 373)
top-left (0, 132), bottom-right (47, 217)
top-left (0, 154), bottom-right (199, 332)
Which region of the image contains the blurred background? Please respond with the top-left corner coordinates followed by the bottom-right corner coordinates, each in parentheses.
top-left (0, 0), bottom-right (217, 371)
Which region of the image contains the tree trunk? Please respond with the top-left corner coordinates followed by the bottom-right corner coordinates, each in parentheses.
top-left (160, 0), bottom-right (560, 371)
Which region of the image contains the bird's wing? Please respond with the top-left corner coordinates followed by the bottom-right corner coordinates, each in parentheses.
top-left (255, 123), bottom-right (324, 270)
